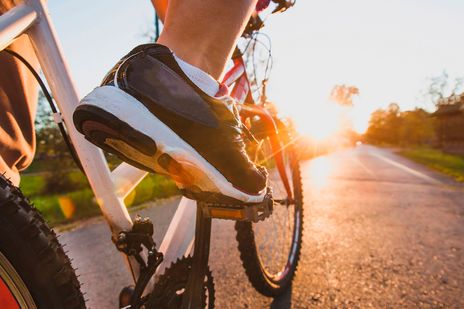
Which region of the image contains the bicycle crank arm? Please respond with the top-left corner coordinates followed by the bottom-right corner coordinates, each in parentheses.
top-left (182, 205), bottom-right (212, 309)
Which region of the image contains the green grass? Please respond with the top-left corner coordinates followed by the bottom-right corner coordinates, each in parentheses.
top-left (20, 171), bottom-right (179, 226)
top-left (20, 170), bottom-right (88, 197)
top-left (20, 174), bottom-right (46, 197)
top-left (398, 148), bottom-right (464, 182)
top-left (124, 174), bottom-right (179, 207)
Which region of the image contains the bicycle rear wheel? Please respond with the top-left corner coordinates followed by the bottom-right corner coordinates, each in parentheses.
top-left (235, 119), bottom-right (303, 296)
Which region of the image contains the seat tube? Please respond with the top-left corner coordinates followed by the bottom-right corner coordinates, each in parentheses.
top-left (23, 0), bottom-right (133, 234)
top-left (23, 0), bottom-right (140, 280)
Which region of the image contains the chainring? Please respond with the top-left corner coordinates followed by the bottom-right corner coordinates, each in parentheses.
top-left (146, 256), bottom-right (215, 308)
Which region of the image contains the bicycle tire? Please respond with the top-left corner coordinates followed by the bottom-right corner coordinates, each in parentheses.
top-left (0, 174), bottom-right (86, 309)
top-left (235, 120), bottom-right (303, 297)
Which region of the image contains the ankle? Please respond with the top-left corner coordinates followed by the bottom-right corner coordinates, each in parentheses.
top-left (157, 34), bottom-right (226, 80)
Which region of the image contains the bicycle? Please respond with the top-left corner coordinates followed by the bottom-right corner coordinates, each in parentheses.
top-left (0, 0), bottom-right (301, 308)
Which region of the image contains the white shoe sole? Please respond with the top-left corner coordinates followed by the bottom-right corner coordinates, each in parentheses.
top-left (76, 86), bottom-right (266, 204)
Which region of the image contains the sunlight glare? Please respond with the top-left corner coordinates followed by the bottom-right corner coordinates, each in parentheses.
top-left (308, 156), bottom-right (332, 189)
top-left (290, 100), bottom-right (343, 141)
top-left (350, 105), bottom-right (371, 134)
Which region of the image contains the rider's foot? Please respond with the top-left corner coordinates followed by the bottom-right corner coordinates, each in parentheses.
top-left (73, 44), bottom-right (267, 204)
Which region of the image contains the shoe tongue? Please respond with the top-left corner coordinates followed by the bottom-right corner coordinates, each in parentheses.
top-left (215, 83), bottom-right (237, 114)
top-left (214, 83), bottom-right (245, 129)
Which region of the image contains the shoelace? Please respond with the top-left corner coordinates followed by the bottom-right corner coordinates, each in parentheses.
top-left (216, 83), bottom-right (260, 147)
top-left (221, 95), bottom-right (260, 146)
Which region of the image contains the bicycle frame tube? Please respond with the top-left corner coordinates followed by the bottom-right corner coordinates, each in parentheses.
top-left (16, 0), bottom-right (136, 232)
top-left (0, 0), bottom-right (165, 280)
top-left (22, 0), bottom-right (144, 280)
top-left (224, 57), bottom-right (253, 104)
top-left (0, 0), bottom-right (197, 284)
top-left (0, 1), bottom-right (293, 296)
top-left (223, 51), bottom-right (293, 200)
top-left (0, 4), bottom-right (36, 51)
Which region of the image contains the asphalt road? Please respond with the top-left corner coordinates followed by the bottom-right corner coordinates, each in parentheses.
top-left (60, 145), bottom-right (464, 308)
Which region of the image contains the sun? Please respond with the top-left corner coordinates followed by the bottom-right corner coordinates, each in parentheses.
top-left (289, 101), bottom-right (344, 141)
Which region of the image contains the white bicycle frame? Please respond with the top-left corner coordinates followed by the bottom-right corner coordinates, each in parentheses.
top-left (0, 0), bottom-right (196, 282)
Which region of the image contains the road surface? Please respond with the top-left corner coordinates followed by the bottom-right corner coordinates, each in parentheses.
top-left (60, 145), bottom-right (464, 308)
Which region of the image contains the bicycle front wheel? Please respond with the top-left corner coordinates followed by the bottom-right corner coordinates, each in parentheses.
top-left (0, 174), bottom-right (85, 309)
top-left (235, 119), bottom-right (303, 296)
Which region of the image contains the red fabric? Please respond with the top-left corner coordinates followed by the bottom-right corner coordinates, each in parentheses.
top-left (256, 0), bottom-right (271, 12)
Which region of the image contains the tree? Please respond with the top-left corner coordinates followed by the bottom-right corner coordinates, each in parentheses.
top-left (365, 108), bottom-right (389, 143)
top-left (364, 104), bottom-right (435, 146)
top-left (330, 85), bottom-right (359, 106)
top-left (398, 109), bottom-right (435, 146)
top-left (34, 91), bottom-right (69, 159)
top-left (34, 91), bottom-right (53, 130)
top-left (424, 71), bottom-right (463, 107)
top-left (34, 91), bottom-right (82, 193)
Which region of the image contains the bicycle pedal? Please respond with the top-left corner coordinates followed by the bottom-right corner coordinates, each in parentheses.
top-left (198, 189), bottom-right (273, 223)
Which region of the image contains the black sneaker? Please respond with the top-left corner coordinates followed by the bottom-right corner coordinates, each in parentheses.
top-left (73, 44), bottom-right (267, 204)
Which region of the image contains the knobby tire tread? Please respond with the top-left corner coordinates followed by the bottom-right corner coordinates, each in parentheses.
top-left (0, 174), bottom-right (86, 309)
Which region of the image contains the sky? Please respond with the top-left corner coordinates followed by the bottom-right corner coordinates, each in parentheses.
top-left (48, 0), bottom-right (464, 137)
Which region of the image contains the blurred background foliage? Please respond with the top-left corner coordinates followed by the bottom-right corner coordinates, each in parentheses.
top-left (364, 103), bottom-right (436, 146)
top-left (362, 71), bottom-right (464, 183)
top-left (21, 93), bottom-right (178, 226)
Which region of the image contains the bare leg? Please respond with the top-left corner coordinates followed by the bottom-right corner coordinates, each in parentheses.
top-left (155, 0), bottom-right (257, 80)
top-left (74, 0), bottom-right (268, 201)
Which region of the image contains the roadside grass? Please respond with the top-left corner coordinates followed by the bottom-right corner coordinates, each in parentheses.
top-left (20, 171), bottom-right (179, 226)
top-left (398, 148), bottom-right (464, 182)
top-left (18, 136), bottom-right (322, 227)
top-left (20, 174), bottom-right (46, 197)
